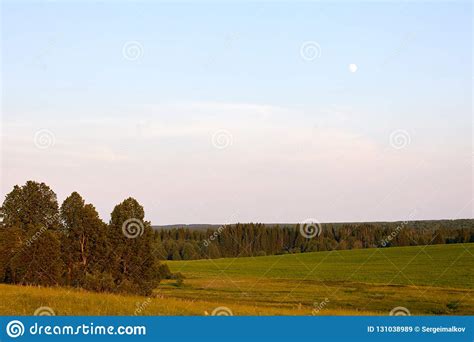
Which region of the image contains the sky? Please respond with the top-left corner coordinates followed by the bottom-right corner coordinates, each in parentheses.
top-left (1, 1), bottom-right (472, 224)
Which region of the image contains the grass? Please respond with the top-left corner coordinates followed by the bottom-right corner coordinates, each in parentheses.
top-left (169, 243), bottom-right (474, 289)
top-left (1, 243), bottom-right (473, 315)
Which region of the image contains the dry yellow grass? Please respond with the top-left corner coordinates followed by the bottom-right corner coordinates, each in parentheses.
top-left (0, 284), bottom-right (376, 316)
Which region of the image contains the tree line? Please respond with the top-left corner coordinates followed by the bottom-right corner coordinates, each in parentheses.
top-left (155, 220), bottom-right (474, 260)
top-left (0, 181), bottom-right (171, 295)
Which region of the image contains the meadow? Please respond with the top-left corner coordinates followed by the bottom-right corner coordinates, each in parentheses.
top-left (1, 243), bottom-right (472, 316)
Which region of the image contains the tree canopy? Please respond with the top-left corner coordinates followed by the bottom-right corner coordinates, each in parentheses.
top-left (0, 181), bottom-right (164, 295)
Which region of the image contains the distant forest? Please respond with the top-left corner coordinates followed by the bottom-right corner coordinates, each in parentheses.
top-left (0, 181), bottom-right (472, 296)
top-left (155, 220), bottom-right (474, 260)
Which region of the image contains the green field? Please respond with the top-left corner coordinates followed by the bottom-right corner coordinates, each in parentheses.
top-left (1, 243), bottom-right (473, 315)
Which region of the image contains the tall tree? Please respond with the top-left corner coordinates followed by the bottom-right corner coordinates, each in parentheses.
top-left (107, 198), bottom-right (160, 295)
top-left (60, 192), bottom-right (108, 286)
top-left (1, 181), bottom-right (62, 285)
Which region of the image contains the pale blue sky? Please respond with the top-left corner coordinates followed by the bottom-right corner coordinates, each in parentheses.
top-left (1, 1), bottom-right (472, 224)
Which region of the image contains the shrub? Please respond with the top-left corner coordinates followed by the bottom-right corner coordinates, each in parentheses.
top-left (157, 263), bottom-right (172, 279)
top-left (447, 301), bottom-right (459, 312)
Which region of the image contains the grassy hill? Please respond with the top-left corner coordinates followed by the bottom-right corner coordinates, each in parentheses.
top-left (169, 243), bottom-right (473, 288)
top-left (164, 243), bottom-right (474, 315)
top-left (1, 243), bottom-right (472, 315)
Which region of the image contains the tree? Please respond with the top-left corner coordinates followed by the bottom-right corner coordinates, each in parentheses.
top-left (181, 242), bottom-right (197, 260)
top-left (60, 192), bottom-right (108, 287)
top-left (151, 241), bottom-right (167, 260)
top-left (172, 249), bottom-right (182, 260)
top-left (206, 243), bottom-right (221, 259)
top-left (1, 181), bottom-right (59, 231)
top-left (107, 198), bottom-right (161, 295)
top-left (1, 181), bottom-right (62, 286)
